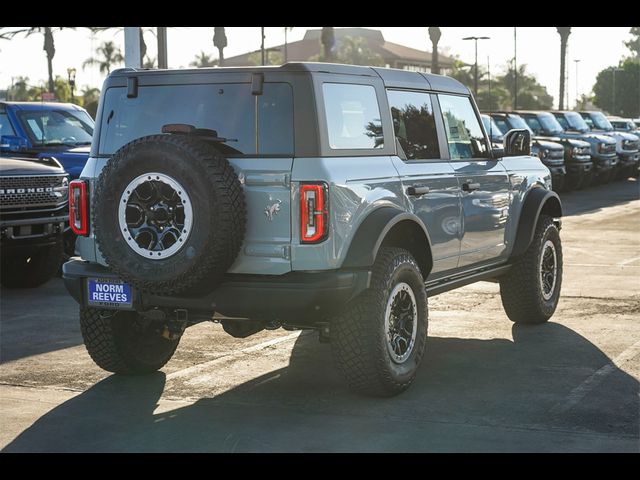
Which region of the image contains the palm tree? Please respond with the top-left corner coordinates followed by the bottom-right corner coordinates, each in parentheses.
top-left (190, 51), bottom-right (217, 68)
top-left (321, 27), bottom-right (335, 62)
top-left (556, 27), bottom-right (572, 109)
top-left (213, 27), bottom-right (227, 67)
top-left (0, 27), bottom-right (72, 93)
top-left (83, 41), bottom-right (124, 75)
top-left (428, 27), bottom-right (442, 74)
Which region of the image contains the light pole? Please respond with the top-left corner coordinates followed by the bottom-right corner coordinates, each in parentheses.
top-left (67, 67), bottom-right (76, 104)
top-left (573, 59), bottom-right (580, 109)
top-left (261, 27), bottom-right (265, 66)
top-left (513, 27), bottom-right (518, 110)
top-left (463, 36), bottom-right (490, 97)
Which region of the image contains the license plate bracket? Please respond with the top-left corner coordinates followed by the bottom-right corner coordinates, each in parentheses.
top-left (86, 278), bottom-right (133, 310)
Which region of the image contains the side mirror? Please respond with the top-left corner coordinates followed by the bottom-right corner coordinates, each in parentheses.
top-left (503, 129), bottom-right (531, 157)
top-left (0, 135), bottom-right (28, 153)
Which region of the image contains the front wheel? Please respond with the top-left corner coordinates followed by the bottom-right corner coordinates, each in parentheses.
top-left (1, 241), bottom-right (64, 289)
top-left (330, 247), bottom-right (428, 397)
top-left (500, 215), bottom-right (562, 324)
top-left (80, 307), bottom-right (180, 374)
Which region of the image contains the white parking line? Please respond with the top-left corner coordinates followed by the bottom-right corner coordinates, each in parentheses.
top-left (549, 340), bottom-right (640, 415)
top-left (618, 256), bottom-right (640, 266)
top-left (166, 331), bottom-right (302, 381)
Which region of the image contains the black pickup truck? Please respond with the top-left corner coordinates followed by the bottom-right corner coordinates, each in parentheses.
top-left (0, 155), bottom-right (70, 288)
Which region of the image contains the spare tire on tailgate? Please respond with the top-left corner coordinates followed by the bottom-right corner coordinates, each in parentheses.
top-left (93, 134), bottom-right (246, 295)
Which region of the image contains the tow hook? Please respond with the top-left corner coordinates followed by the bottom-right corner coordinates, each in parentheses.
top-left (162, 309), bottom-right (188, 340)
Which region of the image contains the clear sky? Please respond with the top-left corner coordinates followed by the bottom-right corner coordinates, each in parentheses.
top-left (0, 27), bottom-right (633, 109)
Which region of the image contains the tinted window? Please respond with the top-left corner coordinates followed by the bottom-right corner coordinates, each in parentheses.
top-left (17, 110), bottom-right (93, 146)
top-left (99, 83), bottom-right (293, 156)
top-left (492, 116), bottom-right (510, 134)
top-left (523, 115), bottom-right (543, 132)
top-left (0, 112), bottom-right (15, 136)
top-left (323, 83), bottom-right (383, 150)
top-left (555, 114), bottom-right (570, 130)
top-left (387, 90), bottom-right (439, 160)
top-left (438, 94), bottom-right (488, 159)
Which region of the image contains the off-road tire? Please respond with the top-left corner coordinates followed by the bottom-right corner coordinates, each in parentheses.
top-left (1, 241), bottom-right (64, 289)
top-left (331, 247), bottom-right (428, 397)
top-left (79, 307), bottom-right (180, 374)
top-left (93, 134), bottom-right (246, 295)
top-left (500, 215), bottom-right (562, 324)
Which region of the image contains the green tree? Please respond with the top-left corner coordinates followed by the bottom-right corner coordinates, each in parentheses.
top-left (309, 36), bottom-right (384, 67)
top-left (498, 63), bottom-right (554, 110)
top-left (83, 41), bottom-right (124, 75)
top-left (592, 59), bottom-right (640, 117)
top-left (624, 27), bottom-right (640, 58)
top-left (428, 27), bottom-right (442, 75)
top-left (190, 51), bottom-right (217, 68)
top-left (213, 27), bottom-right (227, 66)
top-left (0, 27), bottom-right (73, 93)
top-left (7, 77), bottom-right (31, 101)
top-left (81, 87), bottom-right (101, 118)
top-left (556, 27), bottom-right (572, 109)
top-left (248, 50), bottom-right (284, 66)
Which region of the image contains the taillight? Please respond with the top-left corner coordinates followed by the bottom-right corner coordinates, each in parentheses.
top-left (300, 183), bottom-right (329, 243)
top-left (69, 180), bottom-right (89, 236)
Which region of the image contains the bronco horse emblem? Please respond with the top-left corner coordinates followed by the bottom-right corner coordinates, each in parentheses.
top-left (265, 199), bottom-right (282, 221)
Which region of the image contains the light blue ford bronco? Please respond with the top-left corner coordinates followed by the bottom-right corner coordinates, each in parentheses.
top-left (63, 63), bottom-right (563, 396)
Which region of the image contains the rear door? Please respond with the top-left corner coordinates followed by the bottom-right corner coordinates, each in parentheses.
top-left (387, 89), bottom-right (461, 277)
top-left (436, 93), bottom-right (510, 268)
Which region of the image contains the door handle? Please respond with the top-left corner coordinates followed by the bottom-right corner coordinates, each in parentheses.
top-left (406, 185), bottom-right (430, 196)
top-left (462, 182), bottom-right (480, 192)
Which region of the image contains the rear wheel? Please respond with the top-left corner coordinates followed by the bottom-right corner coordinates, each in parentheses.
top-left (1, 241), bottom-right (63, 289)
top-left (79, 307), bottom-right (180, 374)
top-left (331, 247), bottom-right (428, 397)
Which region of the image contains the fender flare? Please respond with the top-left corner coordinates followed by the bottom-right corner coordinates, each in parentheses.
top-left (342, 207), bottom-right (433, 271)
top-left (510, 188), bottom-right (562, 258)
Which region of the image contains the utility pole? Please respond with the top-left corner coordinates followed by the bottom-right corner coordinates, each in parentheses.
top-left (463, 36), bottom-right (490, 97)
top-left (157, 27), bottom-right (168, 69)
top-left (514, 27), bottom-right (518, 110)
top-left (574, 59), bottom-right (580, 109)
top-left (124, 27), bottom-right (141, 68)
top-left (261, 27), bottom-right (265, 66)
top-left (612, 67), bottom-right (623, 115)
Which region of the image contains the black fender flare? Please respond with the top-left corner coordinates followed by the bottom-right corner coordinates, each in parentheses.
top-left (510, 188), bottom-right (562, 258)
top-left (342, 207), bottom-right (433, 272)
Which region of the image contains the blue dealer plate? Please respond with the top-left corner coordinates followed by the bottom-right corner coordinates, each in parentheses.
top-left (87, 278), bottom-right (133, 309)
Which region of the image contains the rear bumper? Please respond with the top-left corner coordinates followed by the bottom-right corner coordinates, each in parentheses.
top-left (62, 259), bottom-right (371, 324)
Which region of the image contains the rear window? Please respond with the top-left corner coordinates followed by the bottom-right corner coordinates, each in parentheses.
top-left (98, 83), bottom-right (293, 156)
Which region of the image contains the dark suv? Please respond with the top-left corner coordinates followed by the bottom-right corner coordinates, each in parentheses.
top-left (489, 112), bottom-right (589, 191)
top-left (1, 155), bottom-right (69, 287)
top-left (517, 110), bottom-right (617, 185)
top-left (484, 112), bottom-right (569, 191)
top-left (576, 111), bottom-right (640, 179)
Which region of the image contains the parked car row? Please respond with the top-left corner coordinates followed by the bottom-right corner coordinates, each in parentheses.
top-left (481, 110), bottom-right (640, 192)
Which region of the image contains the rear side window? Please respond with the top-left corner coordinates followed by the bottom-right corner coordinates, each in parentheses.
top-left (387, 90), bottom-right (439, 160)
top-left (99, 83), bottom-right (293, 156)
top-left (0, 111), bottom-right (15, 136)
top-left (438, 94), bottom-right (489, 160)
top-left (322, 83), bottom-right (383, 150)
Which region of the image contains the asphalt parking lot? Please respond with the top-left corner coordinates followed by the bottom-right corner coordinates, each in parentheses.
top-left (1, 179), bottom-right (639, 452)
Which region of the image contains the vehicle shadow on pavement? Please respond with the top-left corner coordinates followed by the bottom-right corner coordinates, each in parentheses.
top-left (561, 177), bottom-right (638, 217)
top-left (3, 322), bottom-right (638, 452)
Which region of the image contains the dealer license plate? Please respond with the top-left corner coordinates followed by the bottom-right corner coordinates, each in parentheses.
top-left (87, 278), bottom-right (133, 309)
